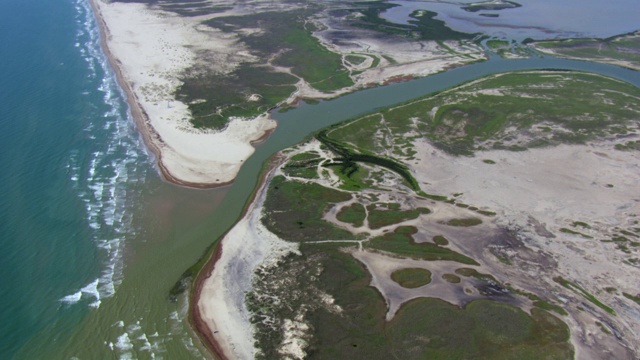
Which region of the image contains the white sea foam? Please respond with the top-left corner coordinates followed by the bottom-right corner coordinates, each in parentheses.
top-left (61, 0), bottom-right (150, 313)
top-left (60, 291), bottom-right (82, 304)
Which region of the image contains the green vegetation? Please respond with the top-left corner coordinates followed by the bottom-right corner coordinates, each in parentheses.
top-left (366, 205), bottom-right (430, 229)
top-left (442, 273), bottom-right (461, 283)
top-left (317, 129), bottom-right (421, 191)
top-left (325, 71), bottom-right (640, 156)
top-left (178, 8), bottom-right (354, 129)
top-left (433, 235), bottom-right (449, 246)
top-left (534, 301), bottom-right (568, 316)
top-left (596, 321), bottom-right (612, 335)
top-left (348, 2), bottom-right (475, 41)
top-left (248, 242), bottom-right (573, 359)
top-left (462, 1), bottom-right (521, 12)
top-left (476, 209), bottom-right (497, 216)
top-left (282, 151), bottom-right (321, 179)
top-left (483, 159), bottom-right (496, 164)
top-left (444, 217), bottom-right (483, 227)
top-left (535, 32), bottom-right (640, 70)
top-left (336, 203), bottom-right (367, 227)
top-left (391, 268), bottom-right (432, 288)
top-left (623, 292), bottom-right (640, 306)
top-left (571, 221), bottom-right (591, 229)
top-left (261, 175), bottom-right (354, 241)
top-left (486, 39), bottom-right (510, 49)
top-left (615, 140), bottom-right (640, 151)
top-left (560, 227), bottom-right (593, 239)
top-left (455, 267), bottom-right (497, 283)
top-left (388, 299), bottom-right (572, 359)
top-left (178, 65), bottom-right (298, 129)
top-left (553, 277), bottom-right (616, 315)
top-left (345, 54), bottom-right (367, 66)
top-left (208, 10), bottom-right (353, 92)
top-left (366, 226), bottom-right (479, 265)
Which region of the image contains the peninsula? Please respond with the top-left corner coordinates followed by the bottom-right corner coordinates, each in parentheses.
top-left (90, 0), bottom-right (483, 187)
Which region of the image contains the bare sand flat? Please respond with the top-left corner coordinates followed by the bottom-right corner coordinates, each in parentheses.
top-left (196, 159), bottom-right (298, 359)
top-left (92, 0), bottom-right (275, 186)
top-left (91, 0), bottom-right (484, 187)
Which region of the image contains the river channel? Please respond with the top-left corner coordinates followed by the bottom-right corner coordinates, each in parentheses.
top-left (26, 54), bottom-right (640, 358)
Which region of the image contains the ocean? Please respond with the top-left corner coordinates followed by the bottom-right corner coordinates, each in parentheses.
top-left (0, 0), bottom-right (225, 358)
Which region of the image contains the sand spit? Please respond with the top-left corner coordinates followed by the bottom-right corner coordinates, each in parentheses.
top-left (91, 0), bottom-right (484, 187)
top-left (196, 137), bottom-right (640, 358)
top-left (91, 0), bottom-right (274, 187)
top-left (195, 156), bottom-right (298, 359)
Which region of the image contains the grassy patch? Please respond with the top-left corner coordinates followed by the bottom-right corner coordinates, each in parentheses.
top-left (179, 8), bottom-right (355, 129)
top-left (345, 54), bottom-right (367, 66)
top-left (391, 268), bottom-right (432, 288)
top-left (553, 277), bottom-right (615, 315)
top-left (571, 221), bottom-right (591, 229)
top-left (282, 151), bottom-right (321, 179)
top-left (442, 273), bottom-right (461, 283)
top-left (366, 205), bottom-right (430, 229)
top-left (387, 298), bottom-right (573, 359)
top-left (455, 267), bottom-right (497, 283)
top-left (336, 203), bottom-right (367, 227)
top-left (444, 217), bottom-right (483, 227)
top-left (178, 65), bottom-right (298, 129)
top-left (483, 159), bottom-right (497, 164)
top-left (433, 235), bottom-right (449, 246)
top-left (623, 292), bottom-right (640, 306)
top-left (261, 175), bottom-right (354, 242)
top-left (317, 129), bottom-right (421, 191)
top-left (326, 71), bottom-right (640, 156)
top-left (534, 301), bottom-right (568, 316)
top-left (366, 226), bottom-right (479, 265)
top-left (560, 227), bottom-right (593, 239)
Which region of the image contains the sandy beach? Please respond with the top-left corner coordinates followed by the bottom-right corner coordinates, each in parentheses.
top-left (193, 155), bottom-right (299, 359)
top-left (90, 0), bottom-right (276, 187)
top-left (89, 0), bottom-right (484, 188)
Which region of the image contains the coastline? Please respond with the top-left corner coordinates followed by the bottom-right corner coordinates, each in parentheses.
top-left (88, 0), bottom-right (277, 188)
top-left (190, 154), bottom-right (291, 359)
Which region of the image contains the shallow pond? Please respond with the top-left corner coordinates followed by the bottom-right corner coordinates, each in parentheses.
top-left (382, 0), bottom-right (640, 40)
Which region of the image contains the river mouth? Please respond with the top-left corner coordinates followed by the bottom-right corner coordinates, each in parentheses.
top-left (381, 0), bottom-right (640, 41)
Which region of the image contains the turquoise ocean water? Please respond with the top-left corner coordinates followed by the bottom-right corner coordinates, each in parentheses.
top-left (0, 0), bottom-right (154, 356)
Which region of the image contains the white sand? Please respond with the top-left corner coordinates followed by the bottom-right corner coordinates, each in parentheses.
top-left (197, 160), bottom-right (298, 359)
top-left (94, 0), bottom-right (273, 186)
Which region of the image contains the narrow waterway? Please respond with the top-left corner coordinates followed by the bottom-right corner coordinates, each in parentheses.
top-left (20, 21), bottom-right (640, 355)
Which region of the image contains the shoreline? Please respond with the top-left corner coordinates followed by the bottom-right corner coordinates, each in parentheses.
top-left (88, 0), bottom-right (278, 189)
top-left (189, 154), bottom-right (288, 359)
top-left (88, 0), bottom-right (170, 186)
